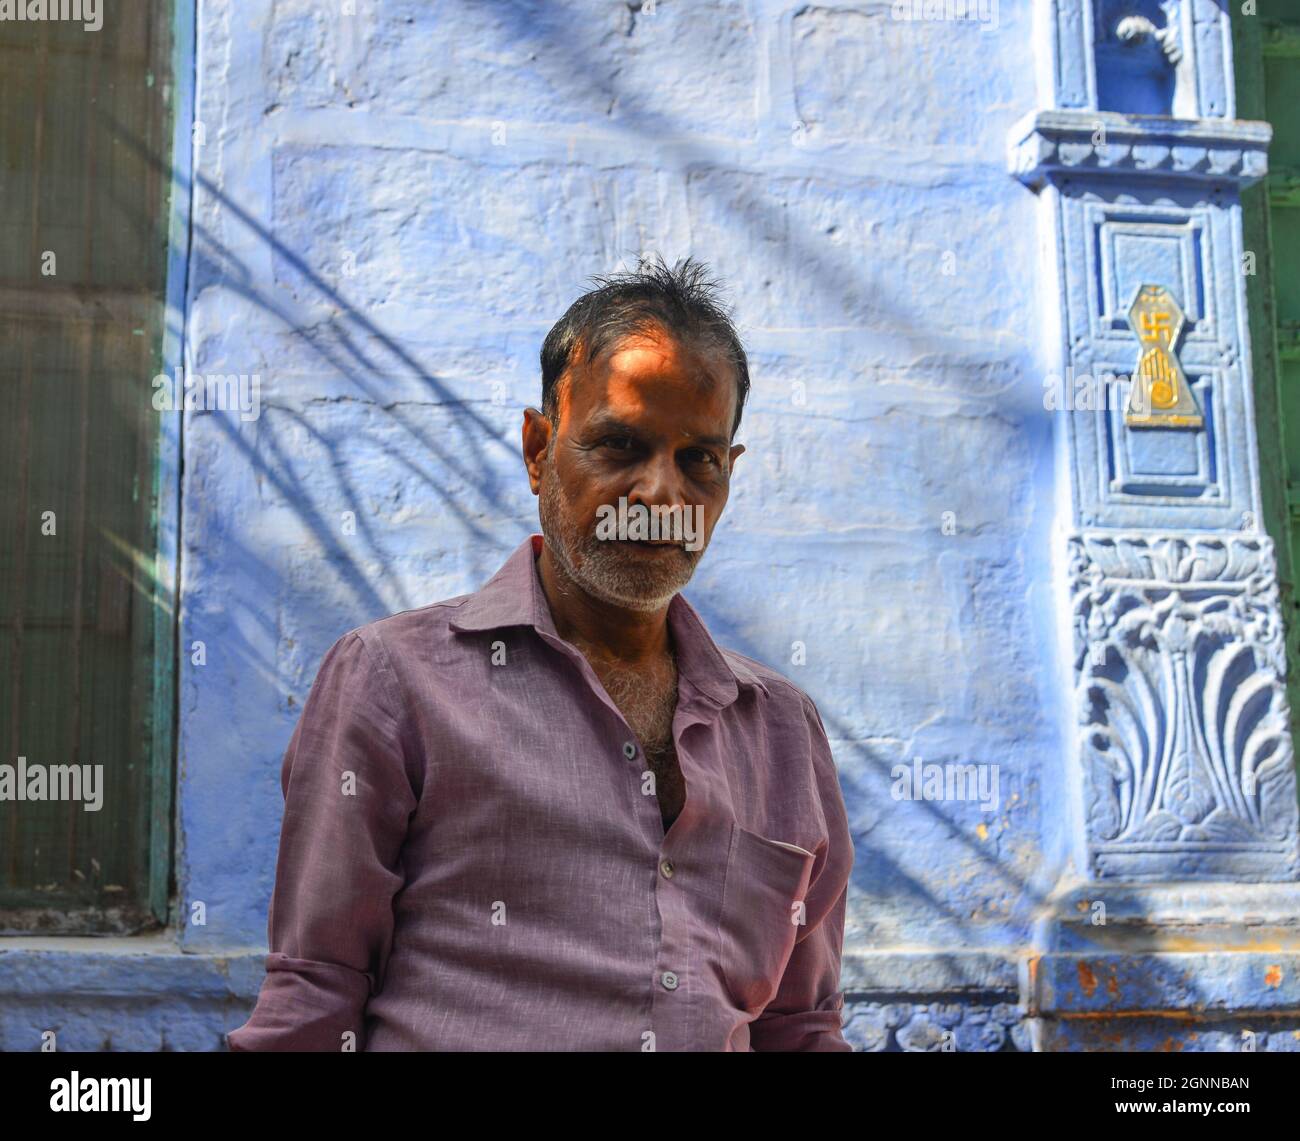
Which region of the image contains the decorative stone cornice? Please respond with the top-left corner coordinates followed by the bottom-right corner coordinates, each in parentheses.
top-left (1009, 110), bottom-right (1272, 190)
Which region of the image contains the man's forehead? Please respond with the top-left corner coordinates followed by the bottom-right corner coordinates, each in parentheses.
top-left (559, 330), bottom-right (736, 425)
top-left (599, 326), bottom-right (730, 378)
top-left (602, 336), bottom-right (696, 372)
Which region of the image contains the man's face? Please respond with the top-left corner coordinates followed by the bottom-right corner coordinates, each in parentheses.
top-left (524, 324), bottom-right (745, 613)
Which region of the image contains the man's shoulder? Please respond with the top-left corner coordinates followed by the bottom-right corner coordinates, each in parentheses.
top-left (719, 647), bottom-right (818, 715)
top-left (335, 594), bottom-right (477, 660)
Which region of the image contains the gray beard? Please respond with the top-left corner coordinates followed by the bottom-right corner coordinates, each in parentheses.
top-left (537, 464), bottom-right (702, 613)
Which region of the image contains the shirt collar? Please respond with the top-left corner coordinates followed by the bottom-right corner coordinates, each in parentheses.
top-left (447, 533), bottom-right (768, 706)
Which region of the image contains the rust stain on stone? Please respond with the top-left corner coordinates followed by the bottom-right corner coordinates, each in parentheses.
top-left (1077, 960), bottom-right (1097, 997)
top-left (1265, 964), bottom-right (1283, 988)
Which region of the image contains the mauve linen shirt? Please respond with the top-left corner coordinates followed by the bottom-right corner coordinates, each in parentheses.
top-left (226, 534), bottom-right (855, 1052)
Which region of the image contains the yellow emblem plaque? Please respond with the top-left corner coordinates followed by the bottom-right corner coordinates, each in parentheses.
top-left (1123, 284), bottom-right (1203, 429)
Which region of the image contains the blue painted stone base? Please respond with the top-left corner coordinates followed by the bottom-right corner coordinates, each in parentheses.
top-left (842, 999), bottom-right (1031, 1051)
top-left (1036, 1014), bottom-right (1300, 1051)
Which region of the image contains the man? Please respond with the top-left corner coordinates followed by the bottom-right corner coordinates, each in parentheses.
top-left (226, 255), bottom-right (855, 1052)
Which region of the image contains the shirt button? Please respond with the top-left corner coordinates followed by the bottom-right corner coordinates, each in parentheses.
top-left (661, 971), bottom-right (679, 990)
top-left (660, 859), bottom-right (675, 879)
top-left (623, 741), bottom-right (638, 760)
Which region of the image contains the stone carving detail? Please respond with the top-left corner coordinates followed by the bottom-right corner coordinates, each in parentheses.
top-left (841, 1000), bottom-right (1030, 1053)
top-left (1070, 532), bottom-right (1300, 878)
top-left (1009, 111), bottom-right (1271, 189)
top-left (1114, 14), bottom-right (1181, 66)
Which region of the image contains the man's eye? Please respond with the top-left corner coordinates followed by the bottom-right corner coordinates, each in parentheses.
top-left (602, 436), bottom-right (634, 451)
top-left (684, 449), bottom-right (718, 466)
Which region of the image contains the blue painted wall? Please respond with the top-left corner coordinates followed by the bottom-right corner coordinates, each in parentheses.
top-left (220, 0), bottom-right (1060, 1054)
top-left (180, 0), bottom-right (1060, 962)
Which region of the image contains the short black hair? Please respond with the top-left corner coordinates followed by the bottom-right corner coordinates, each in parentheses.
top-left (539, 253), bottom-right (751, 440)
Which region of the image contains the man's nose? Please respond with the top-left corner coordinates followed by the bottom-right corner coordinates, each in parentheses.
top-left (625, 450), bottom-right (688, 514)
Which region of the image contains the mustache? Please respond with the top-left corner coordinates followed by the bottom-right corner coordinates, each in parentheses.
top-left (584, 533), bottom-right (699, 554)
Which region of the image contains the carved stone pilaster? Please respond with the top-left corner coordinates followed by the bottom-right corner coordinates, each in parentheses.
top-left (1069, 531), bottom-right (1300, 879)
top-left (1010, 1), bottom-right (1300, 1049)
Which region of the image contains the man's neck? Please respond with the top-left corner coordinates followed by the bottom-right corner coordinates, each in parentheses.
top-left (536, 541), bottom-right (672, 665)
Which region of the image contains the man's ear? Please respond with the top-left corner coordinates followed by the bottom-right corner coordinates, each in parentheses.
top-left (522, 408), bottom-right (553, 495)
top-left (728, 442), bottom-right (745, 473)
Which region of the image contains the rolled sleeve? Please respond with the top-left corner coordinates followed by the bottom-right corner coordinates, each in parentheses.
top-left (748, 696), bottom-right (855, 1053)
top-left (226, 630), bottom-right (417, 1051)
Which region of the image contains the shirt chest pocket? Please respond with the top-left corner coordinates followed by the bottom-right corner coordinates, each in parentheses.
top-left (716, 822), bottom-right (817, 1015)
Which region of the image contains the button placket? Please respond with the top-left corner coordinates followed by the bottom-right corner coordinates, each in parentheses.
top-left (658, 800), bottom-right (678, 993)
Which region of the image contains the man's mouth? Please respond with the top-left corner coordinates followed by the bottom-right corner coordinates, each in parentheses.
top-left (624, 539), bottom-right (681, 553)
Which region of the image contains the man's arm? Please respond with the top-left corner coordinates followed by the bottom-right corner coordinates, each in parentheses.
top-left (226, 629), bottom-right (417, 1051)
top-left (748, 694), bottom-right (855, 1052)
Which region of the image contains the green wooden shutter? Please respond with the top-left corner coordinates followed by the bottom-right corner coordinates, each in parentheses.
top-left (1236, 7), bottom-right (1300, 755)
top-left (0, 4), bottom-right (178, 933)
